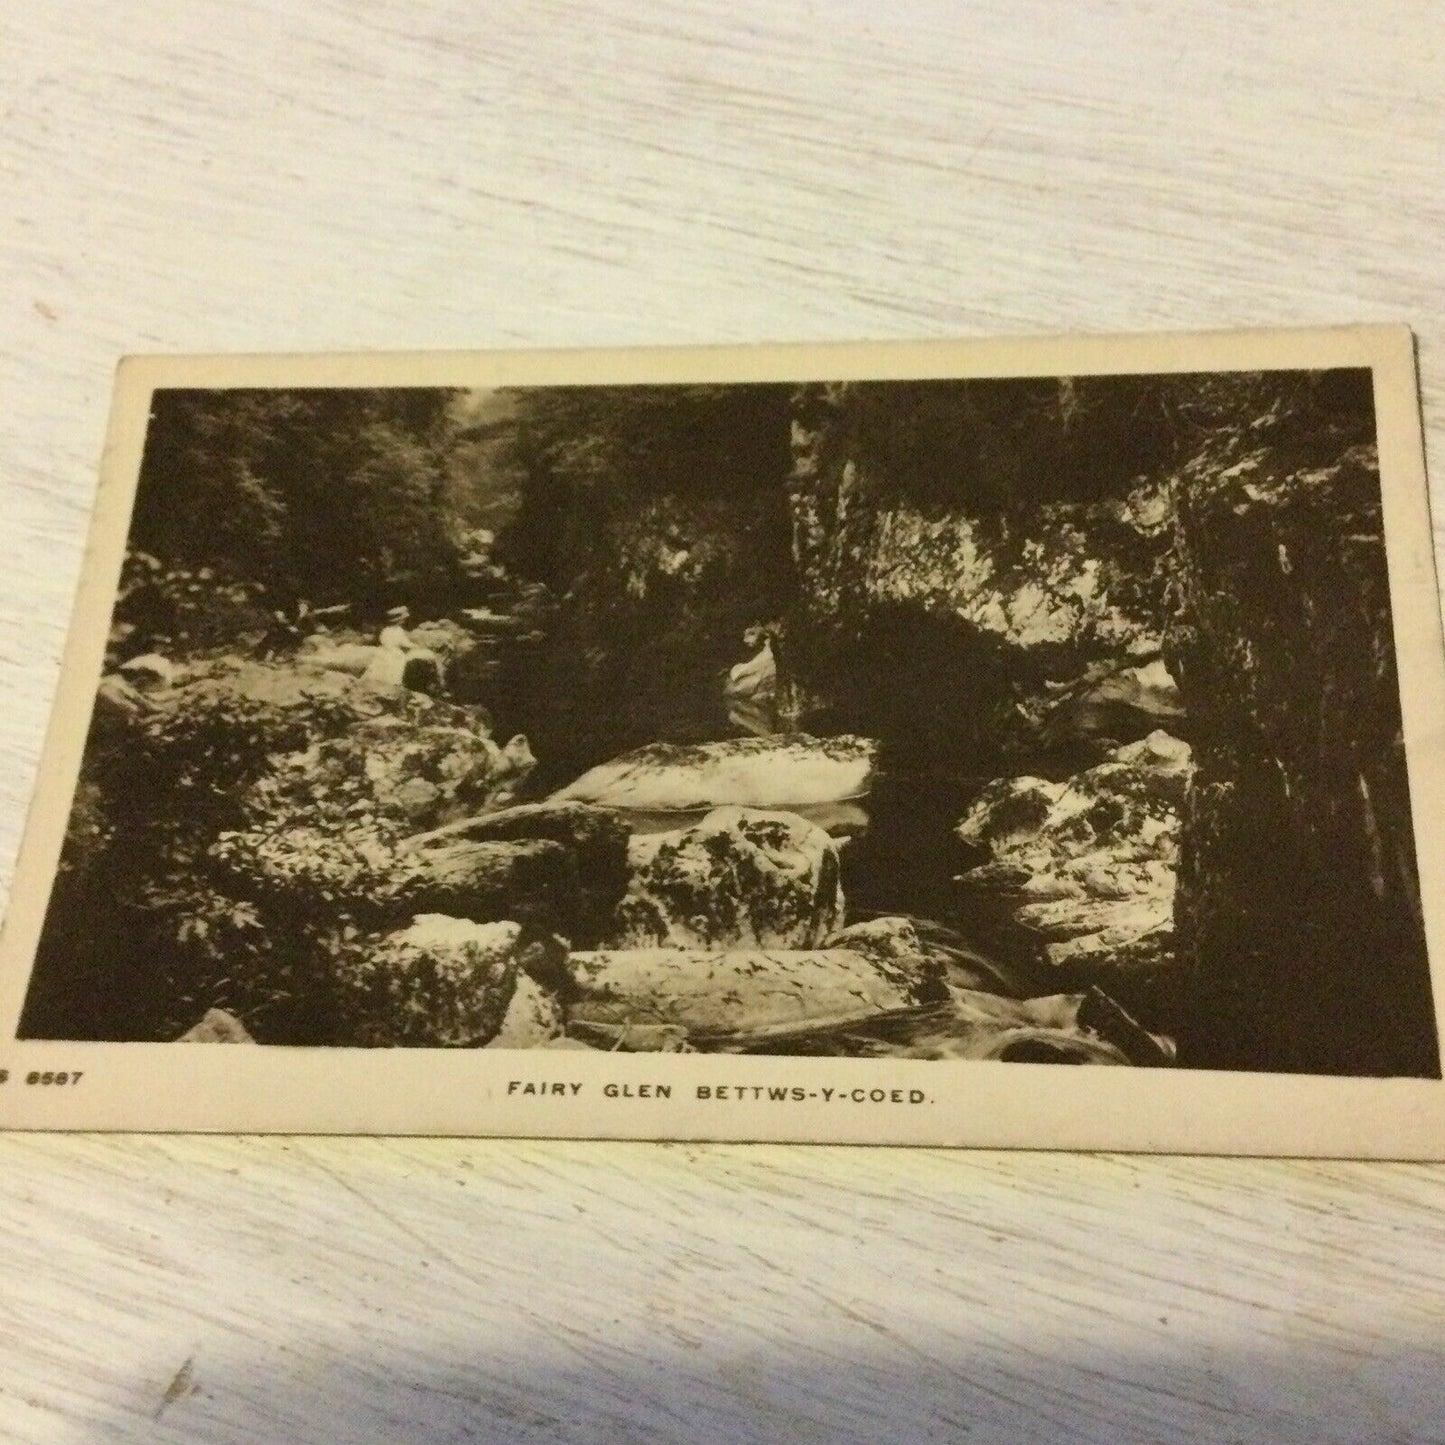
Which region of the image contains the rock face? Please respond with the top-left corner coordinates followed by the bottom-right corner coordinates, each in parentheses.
top-left (565, 943), bottom-right (944, 1045)
top-left (781, 381), bottom-right (1176, 768)
top-left (956, 731), bottom-right (1192, 1011)
top-left (337, 915), bottom-right (520, 1047)
top-left (1167, 426), bottom-right (1439, 1076)
top-left (407, 801), bottom-right (630, 945)
top-left (611, 807), bottom-right (844, 950)
top-left (552, 734), bottom-right (877, 812)
top-left (787, 384), bottom-right (1170, 645)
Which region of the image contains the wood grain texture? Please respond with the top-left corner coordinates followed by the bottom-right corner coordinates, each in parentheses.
top-left (2, 2), bottom-right (1445, 1439)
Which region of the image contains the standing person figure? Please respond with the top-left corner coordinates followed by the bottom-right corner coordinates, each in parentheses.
top-left (724, 624), bottom-right (780, 736)
top-left (378, 604), bottom-right (412, 653)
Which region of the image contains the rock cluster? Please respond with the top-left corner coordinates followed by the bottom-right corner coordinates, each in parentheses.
top-left (140, 712), bottom-right (1143, 1060)
top-left (955, 730), bottom-right (1192, 1016)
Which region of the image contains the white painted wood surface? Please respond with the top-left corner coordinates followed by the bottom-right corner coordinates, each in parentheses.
top-left (3, 2), bottom-right (1445, 1438)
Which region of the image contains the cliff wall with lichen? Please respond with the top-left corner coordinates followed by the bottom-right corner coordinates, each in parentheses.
top-left (1166, 418), bottom-right (1437, 1075)
top-left (781, 378), bottom-right (1179, 769)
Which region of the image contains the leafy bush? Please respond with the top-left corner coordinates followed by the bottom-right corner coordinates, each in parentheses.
top-left (20, 662), bottom-right (506, 1043)
top-left (131, 388), bottom-right (465, 616)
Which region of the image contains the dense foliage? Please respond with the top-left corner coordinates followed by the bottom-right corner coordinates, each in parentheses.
top-left (21, 663), bottom-right (514, 1042)
top-left (130, 388), bottom-right (464, 623)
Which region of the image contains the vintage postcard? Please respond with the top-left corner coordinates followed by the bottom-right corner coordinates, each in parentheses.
top-left (2, 327), bottom-right (1443, 1155)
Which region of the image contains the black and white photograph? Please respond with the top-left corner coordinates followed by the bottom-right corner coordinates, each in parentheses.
top-left (8, 335), bottom-right (1441, 1090)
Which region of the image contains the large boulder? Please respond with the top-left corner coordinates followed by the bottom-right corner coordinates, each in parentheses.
top-left (405, 801), bottom-right (630, 945)
top-left (404, 836), bottom-right (581, 935)
top-left (565, 942), bottom-right (944, 1046)
top-left (955, 730), bottom-right (1192, 1009)
top-left (212, 828), bottom-right (583, 946)
top-left (335, 915), bottom-right (520, 1047)
top-left (552, 734), bottom-right (877, 813)
top-left (611, 807), bottom-right (844, 950)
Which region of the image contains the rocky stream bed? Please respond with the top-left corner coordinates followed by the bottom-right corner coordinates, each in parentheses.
top-left (39, 624), bottom-right (1188, 1066)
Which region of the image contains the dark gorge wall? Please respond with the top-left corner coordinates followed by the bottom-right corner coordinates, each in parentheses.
top-left (778, 372), bottom-right (1436, 1075)
top-left (1166, 416), bottom-right (1438, 1076)
top-left (504, 376), bottom-right (1184, 778)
